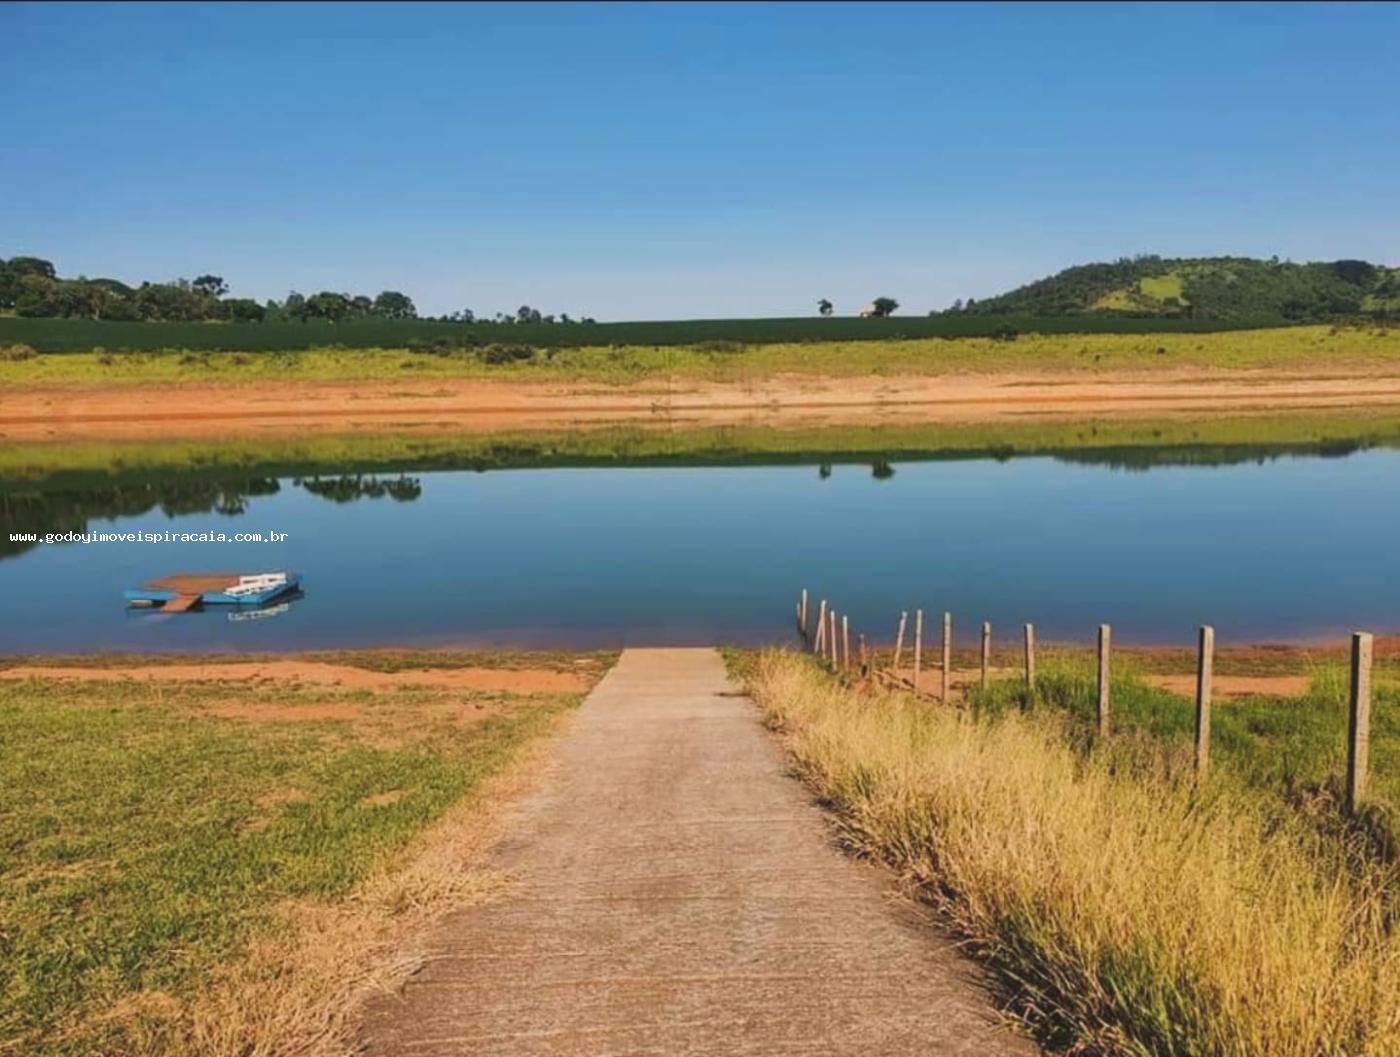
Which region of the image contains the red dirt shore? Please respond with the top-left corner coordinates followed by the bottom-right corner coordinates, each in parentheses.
top-left (5, 367), bottom-right (1400, 441)
top-left (0, 659), bottom-right (592, 694)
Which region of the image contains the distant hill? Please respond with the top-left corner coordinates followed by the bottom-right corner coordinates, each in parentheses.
top-left (954, 256), bottom-right (1400, 322)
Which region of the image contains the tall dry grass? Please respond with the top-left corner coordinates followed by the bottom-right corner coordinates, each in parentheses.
top-left (747, 650), bottom-right (1400, 1056)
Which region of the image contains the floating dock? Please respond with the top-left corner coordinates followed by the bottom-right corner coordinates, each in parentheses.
top-left (124, 571), bottom-right (302, 611)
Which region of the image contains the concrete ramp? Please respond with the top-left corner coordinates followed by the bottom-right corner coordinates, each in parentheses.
top-left (361, 648), bottom-right (1034, 1055)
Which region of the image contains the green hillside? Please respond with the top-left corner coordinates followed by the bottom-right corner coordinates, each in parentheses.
top-left (956, 255), bottom-right (1400, 322)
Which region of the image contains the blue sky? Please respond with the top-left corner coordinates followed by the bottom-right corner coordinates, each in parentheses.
top-left (4, 2), bottom-right (1397, 319)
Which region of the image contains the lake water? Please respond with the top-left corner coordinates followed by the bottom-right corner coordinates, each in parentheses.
top-left (2, 446), bottom-right (1398, 653)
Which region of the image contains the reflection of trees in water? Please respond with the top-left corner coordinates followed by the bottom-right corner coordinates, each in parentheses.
top-left (1, 472), bottom-right (424, 561)
top-left (293, 475), bottom-right (422, 503)
top-left (0, 478), bottom-right (281, 558)
top-left (1053, 440), bottom-right (1365, 472)
top-left (815, 461), bottom-right (896, 480)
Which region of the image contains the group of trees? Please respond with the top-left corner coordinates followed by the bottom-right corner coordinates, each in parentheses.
top-left (274, 289), bottom-right (417, 323)
top-left (0, 256), bottom-right (422, 324)
top-left (814, 297), bottom-right (898, 317)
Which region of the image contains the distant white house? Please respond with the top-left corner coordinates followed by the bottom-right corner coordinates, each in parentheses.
top-left (859, 303), bottom-right (877, 318)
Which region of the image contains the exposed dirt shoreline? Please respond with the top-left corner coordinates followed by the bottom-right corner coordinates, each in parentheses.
top-left (5, 365), bottom-right (1400, 442)
top-left (4, 639), bottom-right (1395, 678)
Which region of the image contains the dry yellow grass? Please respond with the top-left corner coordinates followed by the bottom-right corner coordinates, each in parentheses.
top-left (745, 651), bottom-right (1400, 1056)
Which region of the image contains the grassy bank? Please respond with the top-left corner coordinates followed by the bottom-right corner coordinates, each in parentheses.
top-left (2, 325), bottom-right (1398, 386)
top-left (0, 656), bottom-right (603, 1057)
top-left (968, 650), bottom-right (1400, 809)
top-left (740, 650), bottom-right (1400, 1056)
top-left (6, 409), bottom-right (1400, 489)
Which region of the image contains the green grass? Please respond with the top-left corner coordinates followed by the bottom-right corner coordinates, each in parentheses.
top-left (970, 652), bottom-right (1400, 820)
top-left (0, 674), bottom-right (586, 1055)
top-left (1139, 272), bottom-right (1186, 303)
top-left (2, 324), bottom-right (1398, 387)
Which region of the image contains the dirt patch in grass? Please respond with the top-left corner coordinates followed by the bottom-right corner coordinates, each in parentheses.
top-left (0, 659), bottom-right (593, 694)
top-left (1143, 673), bottom-right (1311, 698)
top-left (357, 791), bottom-right (406, 809)
top-left (256, 787), bottom-right (310, 808)
top-left (206, 701), bottom-right (364, 724)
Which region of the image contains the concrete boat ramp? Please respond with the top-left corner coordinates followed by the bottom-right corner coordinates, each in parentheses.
top-left (361, 648), bottom-right (1036, 1056)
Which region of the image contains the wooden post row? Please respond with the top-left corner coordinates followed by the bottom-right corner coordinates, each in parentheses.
top-left (1195, 625), bottom-right (1214, 777)
top-left (1096, 624), bottom-right (1111, 737)
top-left (1347, 631), bottom-right (1374, 814)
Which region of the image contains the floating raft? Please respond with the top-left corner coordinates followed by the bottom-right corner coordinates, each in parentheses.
top-left (124, 571), bottom-right (302, 611)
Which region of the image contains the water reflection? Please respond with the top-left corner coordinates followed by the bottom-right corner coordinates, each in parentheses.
top-left (1, 440), bottom-right (1397, 652)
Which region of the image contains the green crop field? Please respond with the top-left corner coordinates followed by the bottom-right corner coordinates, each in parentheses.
top-left (0, 312), bottom-right (1287, 354)
top-left (4, 324), bottom-right (1398, 389)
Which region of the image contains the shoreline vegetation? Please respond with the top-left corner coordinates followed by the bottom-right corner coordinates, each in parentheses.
top-left (738, 649), bottom-right (1400, 1057)
top-left (3, 325), bottom-right (1400, 385)
top-left (5, 410), bottom-right (1400, 489)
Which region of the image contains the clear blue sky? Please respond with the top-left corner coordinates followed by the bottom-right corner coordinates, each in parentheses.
top-left (4, 2), bottom-right (1397, 320)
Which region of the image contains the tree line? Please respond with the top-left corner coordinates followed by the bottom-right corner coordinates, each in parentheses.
top-left (0, 255), bottom-right (595, 326)
top-left (0, 256), bottom-right (420, 323)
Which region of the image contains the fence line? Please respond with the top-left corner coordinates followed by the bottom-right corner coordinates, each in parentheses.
top-left (792, 588), bottom-right (1379, 816)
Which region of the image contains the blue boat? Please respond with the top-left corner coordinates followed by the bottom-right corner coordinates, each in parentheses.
top-left (124, 571), bottom-right (303, 611)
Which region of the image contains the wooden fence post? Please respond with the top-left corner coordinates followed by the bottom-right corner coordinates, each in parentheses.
top-left (1096, 624), bottom-right (1111, 737)
top-left (800, 589), bottom-right (809, 635)
top-left (893, 611), bottom-right (908, 672)
top-left (814, 599), bottom-right (827, 654)
top-left (842, 615), bottom-right (850, 673)
top-left (913, 609), bottom-right (924, 693)
top-left (1347, 631), bottom-right (1374, 814)
top-left (981, 621), bottom-right (991, 688)
top-left (829, 609), bottom-right (839, 668)
top-left (1195, 625), bottom-right (1214, 778)
top-left (859, 633), bottom-right (868, 676)
top-left (1024, 623), bottom-right (1036, 695)
top-left (941, 611), bottom-right (952, 702)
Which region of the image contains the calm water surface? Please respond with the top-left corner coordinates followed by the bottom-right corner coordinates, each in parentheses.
top-left (2, 448), bottom-right (1397, 653)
